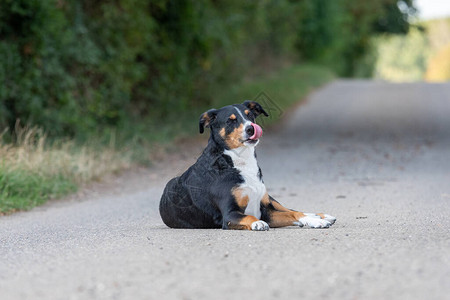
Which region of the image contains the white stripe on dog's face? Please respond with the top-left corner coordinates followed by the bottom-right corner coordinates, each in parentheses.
top-left (234, 106), bottom-right (253, 142)
top-left (234, 106), bottom-right (252, 125)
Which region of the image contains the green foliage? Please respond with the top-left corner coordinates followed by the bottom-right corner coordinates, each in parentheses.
top-left (296, 0), bottom-right (414, 76)
top-left (375, 27), bottom-right (429, 81)
top-left (0, 0), bottom-right (414, 141)
top-left (0, 165), bottom-right (77, 213)
top-left (375, 17), bottom-right (450, 82)
top-left (373, 0), bottom-right (416, 34)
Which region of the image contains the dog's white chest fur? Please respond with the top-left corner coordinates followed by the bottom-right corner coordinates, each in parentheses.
top-left (224, 147), bottom-right (266, 219)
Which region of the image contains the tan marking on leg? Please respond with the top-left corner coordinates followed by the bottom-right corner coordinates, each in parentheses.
top-left (261, 193), bottom-right (308, 227)
top-left (268, 211), bottom-right (306, 228)
top-left (261, 193), bottom-right (291, 212)
top-left (228, 215), bottom-right (259, 230)
top-left (225, 124), bottom-right (244, 149)
top-left (232, 187), bottom-right (249, 209)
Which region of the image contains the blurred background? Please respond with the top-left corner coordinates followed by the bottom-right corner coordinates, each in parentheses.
top-left (1, 0), bottom-right (450, 213)
top-left (376, 0), bottom-right (450, 81)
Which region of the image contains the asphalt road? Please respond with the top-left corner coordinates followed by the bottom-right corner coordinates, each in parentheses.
top-left (1, 80), bottom-right (449, 300)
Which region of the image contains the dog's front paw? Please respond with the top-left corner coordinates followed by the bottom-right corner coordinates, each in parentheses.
top-left (320, 214), bottom-right (336, 225)
top-left (294, 213), bottom-right (335, 228)
top-left (251, 220), bottom-right (270, 231)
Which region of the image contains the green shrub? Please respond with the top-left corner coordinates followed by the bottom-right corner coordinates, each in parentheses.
top-left (296, 0), bottom-right (414, 77)
top-left (0, 0), bottom-right (414, 142)
top-left (375, 27), bottom-right (429, 81)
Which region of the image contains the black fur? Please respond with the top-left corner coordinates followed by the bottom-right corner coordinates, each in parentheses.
top-left (159, 139), bottom-right (243, 228)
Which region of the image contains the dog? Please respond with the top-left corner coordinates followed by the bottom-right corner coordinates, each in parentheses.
top-left (159, 101), bottom-right (336, 231)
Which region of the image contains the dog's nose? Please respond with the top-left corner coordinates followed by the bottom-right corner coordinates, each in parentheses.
top-left (247, 123), bottom-right (263, 140)
top-left (246, 125), bottom-right (255, 137)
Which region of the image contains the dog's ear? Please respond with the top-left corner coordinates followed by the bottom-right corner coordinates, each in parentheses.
top-left (199, 109), bottom-right (218, 134)
top-left (243, 100), bottom-right (269, 117)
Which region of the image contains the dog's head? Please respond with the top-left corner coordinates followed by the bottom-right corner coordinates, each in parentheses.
top-left (199, 101), bottom-right (269, 149)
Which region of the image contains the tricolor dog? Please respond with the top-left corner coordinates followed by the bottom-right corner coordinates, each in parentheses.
top-left (159, 101), bottom-right (336, 231)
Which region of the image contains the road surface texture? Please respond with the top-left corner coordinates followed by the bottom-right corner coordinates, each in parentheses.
top-left (1, 80), bottom-right (449, 300)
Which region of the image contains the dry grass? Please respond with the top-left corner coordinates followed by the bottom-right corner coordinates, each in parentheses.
top-left (425, 43), bottom-right (450, 82)
top-left (0, 122), bottom-right (132, 213)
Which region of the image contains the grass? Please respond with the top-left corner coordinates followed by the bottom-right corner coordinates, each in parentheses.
top-left (0, 63), bottom-right (334, 214)
top-left (0, 124), bottom-right (131, 214)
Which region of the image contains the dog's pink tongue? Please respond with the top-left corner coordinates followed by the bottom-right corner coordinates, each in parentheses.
top-left (250, 123), bottom-right (263, 140)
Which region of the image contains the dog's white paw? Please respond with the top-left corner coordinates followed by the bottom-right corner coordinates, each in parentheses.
top-left (294, 213), bottom-right (334, 228)
top-left (251, 220), bottom-right (270, 231)
top-left (322, 214), bottom-right (336, 225)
